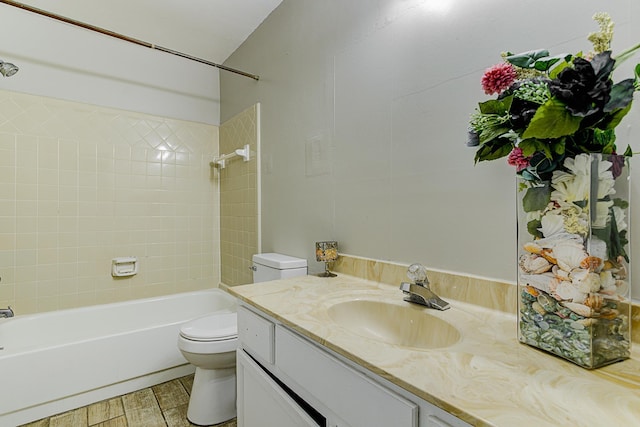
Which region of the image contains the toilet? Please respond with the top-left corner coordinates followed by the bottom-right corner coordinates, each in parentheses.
top-left (177, 253), bottom-right (307, 426)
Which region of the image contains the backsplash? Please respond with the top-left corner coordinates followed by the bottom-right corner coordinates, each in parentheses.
top-left (333, 254), bottom-right (640, 344)
top-left (333, 254), bottom-right (517, 314)
top-left (0, 89), bottom-right (220, 314)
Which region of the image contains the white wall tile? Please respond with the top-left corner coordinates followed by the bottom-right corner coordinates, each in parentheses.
top-left (0, 89), bottom-right (220, 314)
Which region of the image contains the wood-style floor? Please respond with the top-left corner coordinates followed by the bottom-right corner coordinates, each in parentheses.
top-left (19, 375), bottom-right (237, 427)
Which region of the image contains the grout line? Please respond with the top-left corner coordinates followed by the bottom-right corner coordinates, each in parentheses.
top-left (20, 375), bottom-right (237, 427)
top-left (152, 388), bottom-right (170, 427)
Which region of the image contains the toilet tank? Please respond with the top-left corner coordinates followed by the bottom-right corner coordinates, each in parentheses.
top-left (252, 253), bottom-right (308, 283)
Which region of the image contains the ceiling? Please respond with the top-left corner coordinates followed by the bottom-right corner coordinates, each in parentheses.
top-left (12, 0), bottom-right (283, 65)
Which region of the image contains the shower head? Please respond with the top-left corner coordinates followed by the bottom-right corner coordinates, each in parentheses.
top-left (0, 60), bottom-right (19, 77)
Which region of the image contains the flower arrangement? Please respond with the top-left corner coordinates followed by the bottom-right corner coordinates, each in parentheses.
top-left (468, 13), bottom-right (639, 368)
top-left (467, 12), bottom-right (640, 181)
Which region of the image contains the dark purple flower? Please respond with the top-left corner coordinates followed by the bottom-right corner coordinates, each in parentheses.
top-left (548, 52), bottom-right (614, 118)
top-left (610, 154), bottom-right (625, 179)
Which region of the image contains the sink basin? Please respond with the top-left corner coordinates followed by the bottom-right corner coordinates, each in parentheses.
top-left (327, 300), bottom-right (460, 349)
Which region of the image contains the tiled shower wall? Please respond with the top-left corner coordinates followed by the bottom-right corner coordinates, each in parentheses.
top-left (219, 104), bottom-right (258, 286)
top-left (0, 89), bottom-right (220, 314)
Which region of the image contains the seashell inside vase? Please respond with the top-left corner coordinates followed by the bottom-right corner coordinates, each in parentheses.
top-left (517, 154), bottom-right (631, 369)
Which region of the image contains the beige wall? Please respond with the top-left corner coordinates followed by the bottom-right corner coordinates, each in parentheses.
top-left (219, 104), bottom-right (259, 286)
top-left (0, 90), bottom-right (220, 314)
top-left (221, 0), bottom-right (640, 298)
top-left (0, 5), bottom-right (221, 125)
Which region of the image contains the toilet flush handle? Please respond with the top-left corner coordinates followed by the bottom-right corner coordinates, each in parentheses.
top-left (249, 265), bottom-right (257, 272)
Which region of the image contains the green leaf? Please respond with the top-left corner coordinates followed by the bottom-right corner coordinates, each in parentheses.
top-left (478, 97), bottom-right (513, 115)
top-left (533, 54), bottom-right (571, 72)
top-left (522, 183), bottom-right (551, 212)
top-left (518, 139), bottom-right (537, 157)
top-left (624, 145), bottom-right (633, 157)
top-left (548, 54), bottom-right (578, 79)
top-left (522, 98), bottom-right (582, 139)
top-left (599, 208), bottom-right (629, 262)
top-left (474, 139), bottom-right (514, 163)
top-left (551, 139), bottom-right (566, 155)
top-left (604, 79), bottom-right (635, 112)
top-left (548, 63), bottom-right (567, 79)
top-left (527, 219), bottom-right (543, 239)
top-left (518, 138), bottom-right (552, 158)
top-left (613, 198), bottom-right (629, 209)
top-left (612, 42), bottom-right (640, 69)
top-left (602, 102), bottom-right (632, 130)
top-left (478, 125), bottom-right (511, 145)
top-left (505, 50), bottom-right (550, 68)
top-left (592, 128), bottom-right (616, 146)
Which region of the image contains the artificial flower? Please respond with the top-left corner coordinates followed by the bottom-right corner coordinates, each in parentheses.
top-left (610, 154), bottom-right (626, 178)
top-left (588, 12), bottom-right (614, 54)
top-left (481, 62), bottom-right (517, 95)
top-left (562, 210), bottom-right (589, 235)
top-left (507, 147), bottom-right (530, 171)
top-left (547, 53), bottom-right (613, 118)
top-left (471, 13), bottom-right (636, 265)
top-left (469, 12), bottom-right (638, 173)
top-left (593, 200), bottom-right (614, 228)
top-left (612, 205), bottom-right (627, 232)
top-left (550, 155), bottom-right (591, 203)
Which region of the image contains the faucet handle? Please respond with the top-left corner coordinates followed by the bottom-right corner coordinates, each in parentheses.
top-left (407, 263), bottom-right (429, 285)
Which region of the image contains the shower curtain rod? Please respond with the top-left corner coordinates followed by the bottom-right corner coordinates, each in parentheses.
top-left (0, 0), bottom-right (260, 81)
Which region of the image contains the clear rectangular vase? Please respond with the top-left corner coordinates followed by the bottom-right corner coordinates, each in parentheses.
top-left (517, 153), bottom-right (631, 369)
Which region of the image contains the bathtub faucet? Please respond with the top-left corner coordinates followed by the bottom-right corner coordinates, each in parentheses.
top-left (0, 306), bottom-right (14, 318)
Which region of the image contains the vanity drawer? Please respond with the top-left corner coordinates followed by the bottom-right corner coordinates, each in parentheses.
top-left (238, 305), bottom-right (275, 365)
top-left (276, 326), bottom-right (418, 427)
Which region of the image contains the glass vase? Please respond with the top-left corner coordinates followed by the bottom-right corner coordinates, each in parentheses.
top-left (517, 153), bottom-right (631, 369)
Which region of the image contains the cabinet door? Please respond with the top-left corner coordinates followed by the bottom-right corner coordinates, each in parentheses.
top-left (276, 326), bottom-right (417, 427)
top-left (237, 349), bottom-right (321, 427)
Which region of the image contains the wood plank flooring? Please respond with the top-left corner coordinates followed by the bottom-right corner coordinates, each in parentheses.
top-left (19, 375), bottom-right (237, 427)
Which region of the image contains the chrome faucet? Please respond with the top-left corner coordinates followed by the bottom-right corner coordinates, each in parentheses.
top-left (399, 264), bottom-right (450, 311)
top-left (0, 306), bottom-right (14, 318)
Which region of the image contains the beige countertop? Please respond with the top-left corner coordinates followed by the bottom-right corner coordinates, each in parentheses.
top-left (227, 273), bottom-right (640, 427)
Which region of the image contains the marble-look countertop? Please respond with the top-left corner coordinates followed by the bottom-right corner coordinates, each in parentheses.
top-left (227, 274), bottom-right (640, 427)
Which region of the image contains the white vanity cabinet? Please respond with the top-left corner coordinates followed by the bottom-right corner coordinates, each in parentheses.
top-left (237, 350), bottom-right (320, 427)
top-left (237, 304), bottom-right (471, 427)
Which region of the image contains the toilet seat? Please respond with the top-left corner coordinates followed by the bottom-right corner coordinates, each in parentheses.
top-left (180, 312), bottom-right (237, 341)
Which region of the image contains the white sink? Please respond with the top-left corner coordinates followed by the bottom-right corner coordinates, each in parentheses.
top-left (327, 299), bottom-right (461, 349)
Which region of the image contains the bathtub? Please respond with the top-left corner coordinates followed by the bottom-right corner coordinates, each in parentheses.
top-left (0, 288), bottom-right (237, 426)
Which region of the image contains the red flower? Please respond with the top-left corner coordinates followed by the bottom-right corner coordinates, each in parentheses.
top-left (507, 147), bottom-right (531, 172)
top-left (481, 63), bottom-right (517, 95)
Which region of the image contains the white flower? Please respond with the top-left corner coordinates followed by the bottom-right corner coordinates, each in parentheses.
top-left (597, 158), bottom-right (616, 198)
top-left (612, 205), bottom-right (627, 232)
top-left (551, 153), bottom-right (616, 203)
top-left (551, 171), bottom-right (589, 203)
top-left (551, 154), bottom-right (591, 202)
top-left (593, 200), bottom-right (613, 228)
top-left (564, 154), bottom-right (592, 176)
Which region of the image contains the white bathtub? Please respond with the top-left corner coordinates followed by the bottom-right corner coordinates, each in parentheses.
top-left (0, 288), bottom-right (237, 426)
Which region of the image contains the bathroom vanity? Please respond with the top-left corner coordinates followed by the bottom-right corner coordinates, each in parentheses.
top-left (237, 304), bottom-right (467, 427)
top-left (228, 274), bottom-right (640, 427)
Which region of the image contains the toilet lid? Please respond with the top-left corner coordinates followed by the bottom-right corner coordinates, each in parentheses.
top-left (180, 312), bottom-right (237, 341)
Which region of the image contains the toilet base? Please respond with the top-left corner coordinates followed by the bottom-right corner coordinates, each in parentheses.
top-left (187, 366), bottom-right (236, 426)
